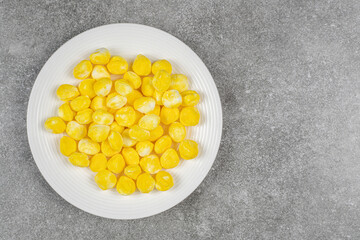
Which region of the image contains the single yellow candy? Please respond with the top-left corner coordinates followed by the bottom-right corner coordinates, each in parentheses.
top-left (179, 139), bottom-right (198, 160)
top-left (116, 176), bottom-right (136, 195)
top-left (75, 108), bottom-right (93, 124)
top-left (78, 138), bottom-right (100, 155)
top-left (66, 121), bottom-right (87, 140)
top-left (149, 125), bottom-right (164, 142)
top-left (106, 56), bottom-right (128, 74)
top-left (115, 106), bottom-right (136, 127)
top-left (108, 130), bottom-right (123, 151)
top-left (121, 129), bottom-right (137, 147)
top-left (70, 95), bottom-right (91, 112)
top-left (115, 80), bottom-right (133, 96)
top-left (136, 173), bottom-right (155, 193)
top-left (93, 78), bottom-right (112, 97)
top-left (160, 106), bottom-right (179, 125)
top-left (162, 90), bottom-right (182, 108)
top-left (92, 109), bottom-right (114, 125)
top-left (78, 78), bottom-right (96, 99)
top-left (170, 74), bottom-right (189, 93)
top-left (152, 70), bottom-right (171, 92)
top-left (153, 90), bottom-right (163, 105)
top-left (106, 93), bottom-right (127, 109)
top-left (107, 154), bottom-right (125, 174)
top-left (154, 135), bottom-right (172, 154)
top-left (90, 48), bottom-right (111, 65)
top-left (138, 114), bottom-right (160, 131)
top-left (155, 171), bottom-right (174, 191)
top-left (122, 147), bottom-right (140, 165)
top-left (181, 90), bottom-right (200, 107)
top-left (94, 170), bottom-right (117, 190)
top-left (147, 105), bottom-right (161, 116)
top-left (68, 152), bottom-right (89, 167)
top-left (180, 107), bottom-right (200, 126)
top-left (88, 124), bottom-right (110, 142)
top-left (124, 165), bottom-right (142, 180)
top-left (136, 141), bottom-right (154, 157)
top-left (101, 140), bottom-right (120, 157)
top-left (58, 102), bottom-right (74, 122)
top-left (124, 71), bottom-right (141, 89)
top-left (45, 117), bottom-right (66, 134)
top-left (152, 60), bottom-right (172, 75)
top-left (56, 84), bottom-right (80, 101)
top-left (110, 122), bottom-right (124, 133)
top-left (168, 122), bottom-right (186, 142)
top-left (160, 148), bottom-right (180, 169)
top-left (126, 89), bottom-right (143, 106)
top-left (91, 65), bottom-right (111, 79)
top-left (129, 125), bottom-right (150, 141)
top-left (132, 54), bottom-right (152, 76)
top-left (134, 97), bottom-right (155, 114)
top-left (141, 77), bottom-right (155, 97)
top-left (140, 155), bottom-right (162, 174)
top-left (90, 153), bottom-right (107, 172)
top-left (60, 136), bottom-right (77, 156)
top-left (73, 60), bottom-right (93, 80)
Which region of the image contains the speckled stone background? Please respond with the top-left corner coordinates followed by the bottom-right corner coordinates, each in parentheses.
top-left (1, 0), bottom-right (360, 239)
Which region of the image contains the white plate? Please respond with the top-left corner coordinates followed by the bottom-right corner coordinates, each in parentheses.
top-left (27, 23), bottom-right (222, 219)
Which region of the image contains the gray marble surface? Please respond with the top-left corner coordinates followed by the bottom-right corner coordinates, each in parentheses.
top-left (1, 0), bottom-right (360, 239)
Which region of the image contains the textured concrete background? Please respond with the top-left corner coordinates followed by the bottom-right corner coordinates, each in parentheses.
top-left (1, 0), bottom-right (360, 239)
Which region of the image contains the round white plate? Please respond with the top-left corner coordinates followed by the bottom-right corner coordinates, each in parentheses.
top-left (27, 23), bottom-right (222, 219)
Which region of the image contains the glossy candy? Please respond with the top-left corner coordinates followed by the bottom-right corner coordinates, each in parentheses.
top-left (179, 140), bottom-right (198, 160)
top-left (56, 84), bottom-right (79, 101)
top-left (152, 60), bottom-right (172, 75)
top-left (90, 48), bottom-right (111, 65)
top-left (132, 54), bottom-right (151, 76)
top-left (124, 165), bottom-right (142, 180)
top-left (162, 90), bottom-right (182, 108)
top-left (93, 78), bottom-right (112, 97)
top-left (107, 56), bottom-right (128, 74)
top-left (155, 171), bottom-right (174, 191)
top-left (160, 148), bottom-right (180, 169)
top-left (180, 107), bottom-right (200, 126)
top-left (136, 141), bottom-right (154, 157)
top-left (88, 124), bottom-right (110, 142)
top-left (45, 117), bottom-right (66, 134)
top-left (69, 152), bottom-right (89, 167)
top-left (94, 170), bottom-right (117, 190)
top-left (60, 136), bottom-right (77, 156)
top-left (168, 122), bottom-right (186, 142)
top-left (89, 153), bottom-right (107, 172)
top-left (170, 74), bottom-right (188, 93)
top-left (107, 154), bottom-right (125, 174)
top-left (116, 176), bottom-right (136, 195)
top-left (152, 70), bottom-right (171, 92)
top-left (66, 121), bottom-right (87, 140)
top-left (124, 71), bottom-right (141, 89)
top-left (154, 135), bottom-right (172, 154)
top-left (91, 65), bottom-right (111, 79)
top-left (122, 147), bottom-right (140, 165)
top-left (136, 173), bottom-right (155, 193)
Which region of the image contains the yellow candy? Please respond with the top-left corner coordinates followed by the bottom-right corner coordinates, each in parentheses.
top-left (66, 121), bottom-right (87, 140)
top-left (179, 139), bottom-right (198, 160)
top-left (108, 130), bottom-right (123, 151)
top-left (132, 54), bottom-right (152, 76)
top-left (134, 110), bottom-right (143, 125)
top-left (45, 117), bottom-right (66, 134)
top-left (136, 173), bottom-right (155, 193)
top-left (121, 129), bottom-right (137, 147)
top-left (129, 125), bottom-right (150, 141)
top-left (90, 153), bottom-right (107, 172)
top-left (78, 138), bottom-right (100, 155)
top-left (124, 71), bottom-right (141, 89)
top-left (160, 148), bottom-right (180, 169)
top-left (106, 56), bottom-right (128, 74)
top-left (94, 170), bottom-right (117, 190)
top-left (91, 65), bottom-right (111, 79)
top-left (180, 107), bottom-right (200, 126)
top-left (138, 114), bottom-right (160, 131)
top-left (160, 107), bottom-right (179, 125)
top-left (154, 135), bottom-right (172, 154)
top-left (90, 96), bottom-right (108, 111)
top-left (90, 48), bottom-right (111, 65)
top-left (140, 155), bottom-right (162, 174)
top-left (149, 125), bottom-right (164, 142)
top-left (153, 90), bottom-right (163, 105)
top-left (147, 105), bottom-right (161, 116)
top-left (162, 90), bottom-right (182, 108)
top-left (68, 152), bottom-right (89, 167)
top-left (141, 77), bottom-right (155, 97)
top-left (106, 93), bottom-right (127, 109)
top-left (101, 140), bottom-right (120, 157)
top-left (58, 102), bottom-right (74, 122)
top-left (73, 60), bottom-right (92, 80)
top-left (155, 171), bottom-right (174, 191)
top-left (136, 141), bottom-right (154, 157)
top-left (152, 60), bottom-right (172, 75)
top-left (56, 84), bottom-right (79, 101)
top-left (116, 176), bottom-right (136, 195)
top-left (93, 78), bottom-right (112, 97)
top-left (126, 89), bottom-right (143, 106)
top-left (110, 122), bottom-right (124, 133)
top-left (134, 97), bottom-right (155, 114)
top-left (70, 95), bottom-right (91, 112)
top-left (60, 136), bottom-right (77, 156)
top-left (115, 80), bottom-right (133, 96)
top-left (170, 74), bottom-right (189, 93)
top-left (152, 70), bottom-right (171, 92)
top-left (78, 78), bottom-right (96, 99)
top-left (168, 122), bottom-right (186, 142)
top-left (75, 108), bottom-right (93, 124)
top-left (88, 124), bottom-right (110, 142)
top-left (122, 147), bottom-right (140, 165)
top-left (181, 90), bottom-right (200, 107)
top-left (115, 106), bottom-right (136, 127)
top-left (107, 154), bottom-right (125, 174)
top-left (124, 165), bottom-right (142, 180)
top-left (92, 109), bottom-right (114, 125)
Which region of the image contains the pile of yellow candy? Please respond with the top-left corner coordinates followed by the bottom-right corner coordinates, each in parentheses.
top-left (44, 48), bottom-right (201, 195)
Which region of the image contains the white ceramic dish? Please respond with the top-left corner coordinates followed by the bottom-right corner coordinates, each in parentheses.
top-left (27, 23), bottom-right (222, 219)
